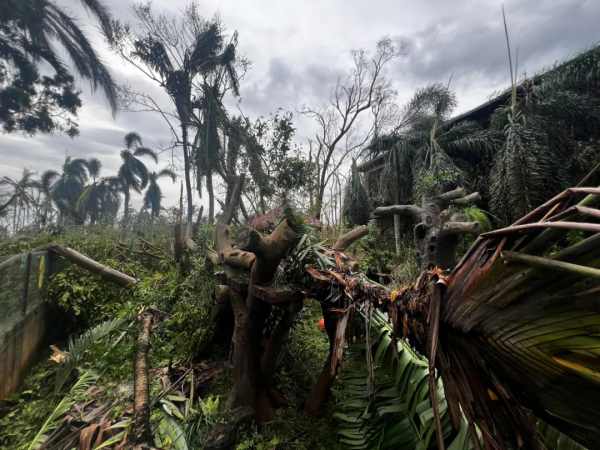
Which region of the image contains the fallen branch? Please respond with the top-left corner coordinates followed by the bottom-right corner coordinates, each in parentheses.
top-left (333, 225), bottom-right (369, 251)
top-left (47, 244), bottom-right (137, 287)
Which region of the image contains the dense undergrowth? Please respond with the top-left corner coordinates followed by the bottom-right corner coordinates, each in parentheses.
top-left (0, 226), bottom-right (345, 449)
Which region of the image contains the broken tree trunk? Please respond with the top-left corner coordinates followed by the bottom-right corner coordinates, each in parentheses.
top-left (214, 175), bottom-right (309, 421)
top-left (373, 187), bottom-right (481, 269)
top-left (47, 244), bottom-right (138, 286)
top-left (312, 185), bottom-right (600, 450)
top-left (131, 309), bottom-right (157, 448)
top-left (333, 225), bottom-right (369, 251)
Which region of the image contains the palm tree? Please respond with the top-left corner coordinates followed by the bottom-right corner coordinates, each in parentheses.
top-left (0, 169), bottom-right (37, 232)
top-left (77, 176), bottom-right (121, 225)
top-left (144, 169), bottom-right (177, 218)
top-left (52, 157), bottom-right (91, 225)
top-left (117, 132), bottom-right (158, 224)
top-left (35, 169), bottom-right (59, 226)
top-left (1, 0), bottom-right (117, 112)
top-left (369, 84), bottom-right (497, 208)
top-left (86, 158), bottom-right (102, 182)
top-left (123, 7), bottom-right (239, 224)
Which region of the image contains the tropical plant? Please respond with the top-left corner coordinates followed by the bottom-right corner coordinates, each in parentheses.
top-left (334, 310), bottom-right (471, 450)
top-left (86, 158), bottom-right (102, 182)
top-left (35, 169), bottom-right (59, 226)
top-left (52, 317), bottom-right (127, 392)
top-left (374, 84), bottom-right (497, 205)
top-left (0, 169), bottom-right (38, 232)
top-left (0, 0), bottom-right (117, 134)
top-left (144, 168), bottom-right (177, 217)
top-left (51, 156), bottom-right (92, 224)
top-left (117, 131), bottom-right (158, 223)
top-left (343, 159), bottom-right (370, 225)
top-left (77, 176), bottom-right (122, 225)
top-left (489, 63), bottom-right (600, 223)
top-left (27, 371), bottom-right (98, 450)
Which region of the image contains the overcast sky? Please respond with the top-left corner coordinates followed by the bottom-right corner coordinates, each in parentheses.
top-left (1, 0), bottom-right (598, 210)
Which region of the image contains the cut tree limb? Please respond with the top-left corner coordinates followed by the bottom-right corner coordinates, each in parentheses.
top-left (131, 309), bottom-right (157, 448)
top-left (373, 204), bottom-right (423, 218)
top-left (333, 225), bottom-right (369, 251)
top-left (451, 192), bottom-right (481, 206)
top-left (442, 221), bottom-right (480, 236)
top-left (47, 244), bottom-right (137, 287)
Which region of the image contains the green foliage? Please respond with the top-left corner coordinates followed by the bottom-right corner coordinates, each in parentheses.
top-left (0, 359), bottom-right (58, 449)
top-left (0, 0), bottom-right (116, 134)
top-left (232, 111), bottom-right (316, 212)
top-left (356, 226), bottom-right (394, 275)
top-left (333, 311), bottom-right (471, 450)
top-left (461, 206), bottom-right (492, 232)
top-left (53, 317), bottom-right (128, 392)
top-left (27, 371), bottom-right (98, 450)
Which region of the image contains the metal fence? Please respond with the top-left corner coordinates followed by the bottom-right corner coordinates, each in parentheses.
top-left (0, 250), bottom-right (52, 399)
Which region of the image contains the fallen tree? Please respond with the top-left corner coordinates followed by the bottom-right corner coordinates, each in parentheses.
top-left (42, 182), bottom-right (600, 450)
top-left (214, 183), bottom-right (600, 450)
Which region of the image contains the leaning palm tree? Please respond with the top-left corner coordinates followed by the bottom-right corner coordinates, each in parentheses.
top-left (143, 169), bottom-right (176, 218)
top-left (117, 132), bottom-right (158, 224)
top-left (1, 0), bottom-right (117, 112)
top-left (0, 169), bottom-right (37, 232)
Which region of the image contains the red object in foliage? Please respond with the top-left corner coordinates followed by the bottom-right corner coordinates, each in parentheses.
top-left (318, 318), bottom-right (325, 332)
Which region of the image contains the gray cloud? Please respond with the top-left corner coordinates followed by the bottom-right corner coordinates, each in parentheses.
top-left (2, 0), bottom-right (599, 209)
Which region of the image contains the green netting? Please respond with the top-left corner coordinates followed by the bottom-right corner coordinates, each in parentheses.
top-left (0, 251), bottom-right (50, 338)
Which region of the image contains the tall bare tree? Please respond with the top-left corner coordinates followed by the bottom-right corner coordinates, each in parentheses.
top-left (303, 38), bottom-right (398, 220)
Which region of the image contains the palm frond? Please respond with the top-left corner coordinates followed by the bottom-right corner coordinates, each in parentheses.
top-left (54, 317), bottom-right (126, 392)
top-left (27, 371), bottom-right (98, 450)
top-left (45, 4), bottom-right (117, 113)
top-left (334, 310), bottom-right (471, 450)
top-left (124, 131), bottom-right (143, 149)
top-left (133, 146), bottom-right (158, 164)
top-left (87, 158), bottom-right (102, 179)
top-left (78, 0), bottom-right (114, 42)
top-left (157, 168), bottom-right (177, 182)
top-left (40, 170), bottom-right (59, 192)
top-left (133, 36), bottom-right (174, 79)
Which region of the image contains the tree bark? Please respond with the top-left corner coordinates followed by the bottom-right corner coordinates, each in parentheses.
top-left (333, 225), bottom-right (369, 251)
top-left (132, 310), bottom-right (155, 448)
top-left (207, 169), bottom-right (215, 224)
top-left (48, 245), bottom-right (137, 286)
top-left (123, 189), bottom-right (130, 226)
top-left (181, 123), bottom-right (194, 225)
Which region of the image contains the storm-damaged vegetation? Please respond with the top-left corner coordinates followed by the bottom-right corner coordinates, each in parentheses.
top-left (2, 1), bottom-right (600, 450)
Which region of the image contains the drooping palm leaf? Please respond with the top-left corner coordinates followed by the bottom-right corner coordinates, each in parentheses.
top-left (27, 371), bottom-right (98, 450)
top-left (334, 310), bottom-right (471, 450)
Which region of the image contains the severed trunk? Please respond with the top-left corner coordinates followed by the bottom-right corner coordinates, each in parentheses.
top-left (131, 310), bottom-right (156, 448)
